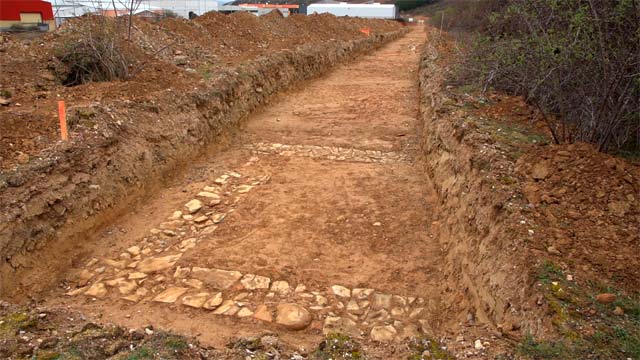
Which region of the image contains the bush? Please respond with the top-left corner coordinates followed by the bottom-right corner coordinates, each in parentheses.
top-left (450, 0), bottom-right (640, 153)
top-left (55, 17), bottom-right (130, 86)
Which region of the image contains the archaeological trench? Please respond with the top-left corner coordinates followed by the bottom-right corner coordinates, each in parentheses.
top-left (1, 14), bottom-right (638, 360)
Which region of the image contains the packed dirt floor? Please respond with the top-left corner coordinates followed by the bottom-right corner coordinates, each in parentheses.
top-left (7, 28), bottom-right (466, 357)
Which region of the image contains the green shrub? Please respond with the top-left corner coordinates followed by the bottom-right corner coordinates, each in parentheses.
top-left (446, 0), bottom-right (640, 153)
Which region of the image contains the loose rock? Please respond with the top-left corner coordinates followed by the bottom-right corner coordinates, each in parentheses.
top-left (331, 285), bottom-right (351, 298)
top-left (85, 282), bottom-right (107, 298)
top-left (275, 303), bottom-right (312, 330)
top-left (254, 304), bottom-right (273, 322)
top-left (182, 292), bottom-right (211, 309)
top-left (153, 287), bottom-right (188, 303)
top-left (596, 293), bottom-right (617, 304)
top-left (184, 199), bottom-right (203, 214)
top-left (203, 292), bottom-right (224, 310)
top-left (370, 325), bottom-right (397, 342)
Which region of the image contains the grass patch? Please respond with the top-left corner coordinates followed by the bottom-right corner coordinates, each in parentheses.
top-left (311, 333), bottom-right (364, 360)
top-left (518, 334), bottom-right (569, 359)
top-left (125, 347), bottom-right (152, 360)
top-left (526, 261), bottom-right (640, 359)
top-left (0, 311), bottom-right (39, 336)
top-left (407, 337), bottom-right (455, 360)
top-left (164, 336), bottom-right (188, 351)
top-left (537, 260), bottom-right (564, 284)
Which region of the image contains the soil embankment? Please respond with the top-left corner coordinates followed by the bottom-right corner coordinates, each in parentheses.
top-left (418, 28), bottom-right (640, 357)
top-left (0, 15), bottom-right (406, 297)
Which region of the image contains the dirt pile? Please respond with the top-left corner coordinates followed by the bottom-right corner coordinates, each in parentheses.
top-left (516, 144), bottom-right (639, 289)
top-left (0, 13), bottom-right (401, 172)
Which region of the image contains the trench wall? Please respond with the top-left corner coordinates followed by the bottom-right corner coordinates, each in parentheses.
top-left (0, 28), bottom-right (408, 294)
top-left (417, 41), bottom-right (544, 334)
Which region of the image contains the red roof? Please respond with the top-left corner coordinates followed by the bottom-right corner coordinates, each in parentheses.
top-left (0, 0), bottom-right (55, 21)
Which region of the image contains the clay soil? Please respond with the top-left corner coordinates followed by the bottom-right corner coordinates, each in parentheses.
top-left (0, 12), bottom-right (400, 172)
top-left (2, 11), bottom-right (639, 359)
top-left (4, 28), bottom-right (459, 358)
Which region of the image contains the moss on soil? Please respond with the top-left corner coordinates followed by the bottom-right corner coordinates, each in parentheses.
top-left (311, 333), bottom-right (364, 360)
top-left (519, 261), bottom-right (640, 359)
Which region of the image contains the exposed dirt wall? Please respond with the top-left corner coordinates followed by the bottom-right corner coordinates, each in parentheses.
top-left (0, 28), bottom-right (408, 297)
top-left (417, 32), bottom-right (640, 343)
top-left (417, 39), bottom-right (545, 335)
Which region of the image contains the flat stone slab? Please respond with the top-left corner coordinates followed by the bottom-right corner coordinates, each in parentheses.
top-left (370, 325), bottom-right (397, 342)
top-left (192, 267), bottom-right (242, 289)
top-left (323, 316), bottom-right (361, 338)
top-left (153, 287), bottom-right (188, 303)
top-left (241, 274), bottom-right (271, 290)
top-left (136, 254), bottom-right (181, 273)
top-left (182, 292), bottom-right (211, 309)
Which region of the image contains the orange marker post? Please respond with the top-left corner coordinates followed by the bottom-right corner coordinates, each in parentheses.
top-left (58, 100), bottom-right (68, 141)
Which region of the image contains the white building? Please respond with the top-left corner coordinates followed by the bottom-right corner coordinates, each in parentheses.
top-left (307, 2), bottom-right (397, 19)
top-left (51, 0), bottom-right (221, 23)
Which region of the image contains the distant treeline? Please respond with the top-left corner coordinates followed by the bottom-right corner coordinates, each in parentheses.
top-left (396, 0), bottom-right (437, 11)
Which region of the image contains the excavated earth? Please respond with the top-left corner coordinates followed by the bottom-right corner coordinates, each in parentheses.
top-left (2, 13), bottom-right (639, 360)
top-left (5, 28), bottom-right (459, 358)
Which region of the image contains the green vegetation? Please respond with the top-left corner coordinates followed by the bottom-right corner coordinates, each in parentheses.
top-left (0, 311), bottom-right (39, 336)
top-left (311, 333), bottom-right (364, 360)
top-left (407, 336), bottom-right (455, 359)
top-left (125, 347), bottom-right (152, 360)
top-left (518, 261), bottom-right (640, 359)
top-left (164, 336), bottom-right (188, 351)
top-left (432, 0), bottom-right (640, 154)
top-left (0, 89), bottom-right (12, 98)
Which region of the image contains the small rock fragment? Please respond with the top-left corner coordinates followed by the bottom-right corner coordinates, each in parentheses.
top-left (331, 285), bottom-right (351, 298)
top-left (254, 304), bottom-right (273, 322)
top-left (237, 307), bottom-right (254, 317)
top-left (185, 199), bottom-right (203, 214)
top-left (85, 283), bottom-right (107, 298)
top-left (596, 293), bottom-right (617, 304)
top-left (271, 280), bottom-right (290, 295)
top-left (203, 292), bottom-right (224, 310)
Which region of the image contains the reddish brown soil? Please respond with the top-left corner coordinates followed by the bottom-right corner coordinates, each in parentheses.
top-left (23, 29), bottom-right (448, 357)
top-left (0, 14), bottom-right (401, 172)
